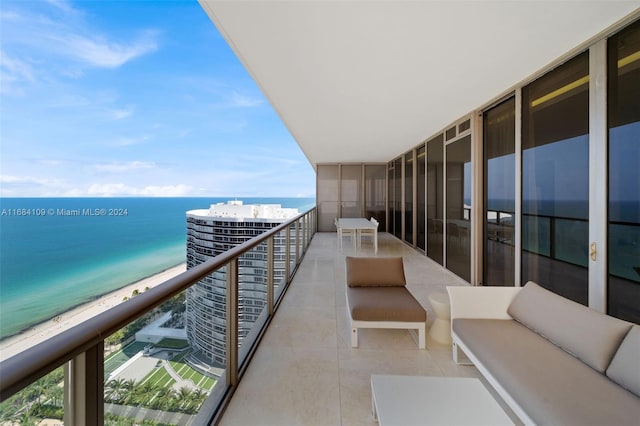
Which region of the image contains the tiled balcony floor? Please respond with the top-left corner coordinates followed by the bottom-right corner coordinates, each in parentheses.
top-left (220, 232), bottom-right (520, 425)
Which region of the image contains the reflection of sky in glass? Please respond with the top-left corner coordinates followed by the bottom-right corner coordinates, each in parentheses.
top-left (610, 121), bottom-right (640, 223)
top-left (523, 134), bottom-right (589, 218)
top-left (487, 153), bottom-right (515, 212)
top-left (464, 161), bottom-right (471, 205)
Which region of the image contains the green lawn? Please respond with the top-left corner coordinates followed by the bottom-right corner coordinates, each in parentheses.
top-left (142, 366), bottom-right (176, 388)
top-left (168, 356), bottom-right (216, 390)
top-left (104, 342), bottom-right (147, 379)
top-left (156, 338), bottom-right (189, 349)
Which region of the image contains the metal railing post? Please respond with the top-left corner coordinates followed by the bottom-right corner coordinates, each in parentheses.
top-left (285, 226), bottom-right (291, 281)
top-left (267, 237), bottom-right (274, 315)
top-left (226, 260), bottom-right (238, 387)
top-left (296, 219), bottom-right (301, 264)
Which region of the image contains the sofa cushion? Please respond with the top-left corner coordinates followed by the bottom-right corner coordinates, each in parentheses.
top-left (453, 319), bottom-right (640, 425)
top-left (346, 256), bottom-right (406, 287)
top-left (347, 286), bottom-right (426, 322)
top-left (607, 325), bottom-right (640, 397)
top-left (507, 281), bottom-right (632, 372)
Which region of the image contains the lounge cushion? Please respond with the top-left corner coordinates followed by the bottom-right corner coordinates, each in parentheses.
top-left (345, 256), bottom-right (406, 287)
top-left (347, 287), bottom-right (426, 322)
top-left (507, 281), bottom-right (632, 372)
top-left (607, 325), bottom-right (640, 397)
top-left (453, 319), bottom-right (640, 426)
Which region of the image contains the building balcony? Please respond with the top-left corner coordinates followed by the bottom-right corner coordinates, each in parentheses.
top-left (217, 231), bottom-right (519, 425)
top-left (0, 209), bottom-right (525, 425)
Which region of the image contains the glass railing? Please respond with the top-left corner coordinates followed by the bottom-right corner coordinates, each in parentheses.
top-left (0, 208), bottom-right (316, 425)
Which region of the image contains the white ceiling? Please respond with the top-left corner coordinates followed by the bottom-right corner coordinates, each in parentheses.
top-left (199, 1), bottom-right (640, 168)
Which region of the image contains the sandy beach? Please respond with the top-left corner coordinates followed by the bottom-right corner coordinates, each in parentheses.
top-left (0, 263), bottom-right (187, 360)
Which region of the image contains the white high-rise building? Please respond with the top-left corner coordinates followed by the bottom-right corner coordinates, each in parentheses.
top-left (185, 201), bottom-right (298, 367)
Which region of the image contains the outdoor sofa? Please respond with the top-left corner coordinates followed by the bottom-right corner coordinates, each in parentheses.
top-left (448, 281), bottom-right (640, 425)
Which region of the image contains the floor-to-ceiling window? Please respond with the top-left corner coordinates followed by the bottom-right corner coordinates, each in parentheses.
top-left (608, 20), bottom-right (640, 323)
top-left (405, 151), bottom-right (414, 245)
top-left (340, 165), bottom-right (362, 218)
top-left (365, 165), bottom-right (387, 230)
top-left (483, 98), bottom-right (516, 286)
top-left (522, 52), bottom-right (589, 304)
top-left (446, 134), bottom-right (472, 282)
top-left (427, 134), bottom-right (444, 265)
top-left (316, 165), bottom-right (339, 232)
top-left (417, 145), bottom-right (426, 251)
top-left (317, 163), bottom-right (387, 232)
top-left (393, 157), bottom-right (402, 239)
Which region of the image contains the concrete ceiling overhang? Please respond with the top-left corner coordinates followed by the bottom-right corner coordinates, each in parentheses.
top-left (199, 1), bottom-right (640, 167)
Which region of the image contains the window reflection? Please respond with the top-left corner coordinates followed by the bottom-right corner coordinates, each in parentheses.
top-left (405, 152), bottom-right (414, 244)
top-left (522, 52), bottom-right (589, 305)
top-left (417, 145), bottom-right (426, 251)
top-left (608, 20), bottom-right (640, 323)
top-left (365, 165), bottom-right (387, 230)
top-left (446, 135), bottom-right (471, 282)
top-left (484, 97), bottom-right (515, 286)
top-left (340, 165), bottom-right (362, 218)
top-left (427, 135), bottom-right (444, 265)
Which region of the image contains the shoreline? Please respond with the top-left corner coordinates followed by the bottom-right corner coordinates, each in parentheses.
top-left (0, 263), bottom-right (187, 360)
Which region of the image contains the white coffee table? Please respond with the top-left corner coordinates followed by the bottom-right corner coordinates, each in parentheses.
top-left (371, 375), bottom-right (513, 425)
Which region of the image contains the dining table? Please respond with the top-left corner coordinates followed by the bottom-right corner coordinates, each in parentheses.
top-left (337, 218), bottom-right (378, 253)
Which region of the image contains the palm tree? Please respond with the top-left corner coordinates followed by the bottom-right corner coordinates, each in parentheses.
top-left (104, 378), bottom-right (126, 402)
top-left (175, 387), bottom-right (193, 411)
top-left (189, 388), bottom-right (208, 413)
top-left (131, 380), bottom-right (157, 406)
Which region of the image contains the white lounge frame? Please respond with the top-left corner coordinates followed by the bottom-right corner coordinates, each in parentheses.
top-left (446, 285), bottom-right (534, 426)
top-left (346, 292), bottom-right (426, 349)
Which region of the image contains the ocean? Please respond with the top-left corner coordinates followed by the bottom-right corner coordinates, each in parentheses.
top-left (0, 197), bottom-right (315, 340)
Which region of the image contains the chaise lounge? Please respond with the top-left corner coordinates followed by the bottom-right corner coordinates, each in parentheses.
top-left (345, 256), bottom-right (427, 348)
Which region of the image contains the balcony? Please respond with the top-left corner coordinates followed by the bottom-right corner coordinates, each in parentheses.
top-left (217, 231), bottom-right (519, 425)
top-left (0, 208), bottom-right (522, 425)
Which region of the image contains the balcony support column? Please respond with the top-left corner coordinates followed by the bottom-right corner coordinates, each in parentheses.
top-left (64, 342), bottom-right (104, 426)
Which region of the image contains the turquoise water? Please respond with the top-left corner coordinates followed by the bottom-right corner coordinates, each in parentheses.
top-left (0, 197), bottom-right (315, 339)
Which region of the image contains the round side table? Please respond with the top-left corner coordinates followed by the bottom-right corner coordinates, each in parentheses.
top-left (428, 292), bottom-right (451, 344)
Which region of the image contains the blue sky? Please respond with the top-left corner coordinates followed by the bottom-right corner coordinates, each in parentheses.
top-left (0, 0), bottom-right (316, 198)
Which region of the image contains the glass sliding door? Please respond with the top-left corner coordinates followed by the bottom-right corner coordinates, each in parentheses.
top-left (417, 145), bottom-right (426, 251)
top-left (393, 158), bottom-right (402, 239)
top-left (427, 134), bottom-right (444, 265)
top-left (340, 165), bottom-right (362, 218)
top-left (607, 20), bottom-right (640, 323)
top-left (365, 165), bottom-right (387, 230)
top-left (405, 151), bottom-right (414, 245)
top-left (316, 165), bottom-right (339, 232)
top-left (522, 52), bottom-right (589, 304)
top-left (446, 135), bottom-right (472, 282)
top-left (483, 98), bottom-right (516, 286)
top-left (388, 161), bottom-right (398, 236)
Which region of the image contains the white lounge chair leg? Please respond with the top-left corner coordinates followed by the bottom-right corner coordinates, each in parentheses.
top-left (453, 341), bottom-right (472, 365)
top-left (418, 325), bottom-right (426, 349)
top-left (351, 327), bottom-right (359, 348)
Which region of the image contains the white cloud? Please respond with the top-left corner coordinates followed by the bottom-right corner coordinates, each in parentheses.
top-left (55, 32), bottom-right (158, 68)
top-left (229, 92), bottom-right (263, 108)
top-left (94, 161), bottom-right (156, 174)
top-left (0, 174), bottom-right (60, 186)
top-left (109, 105), bottom-right (135, 120)
top-left (0, 50), bottom-right (35, 95)
top-left (112, 135), bottom-right (150, 147)
top-left (87, 183), bottom-right (193, 197)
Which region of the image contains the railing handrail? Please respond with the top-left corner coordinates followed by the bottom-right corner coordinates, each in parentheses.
top-left (0, 207), bottom-right (315, 400)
